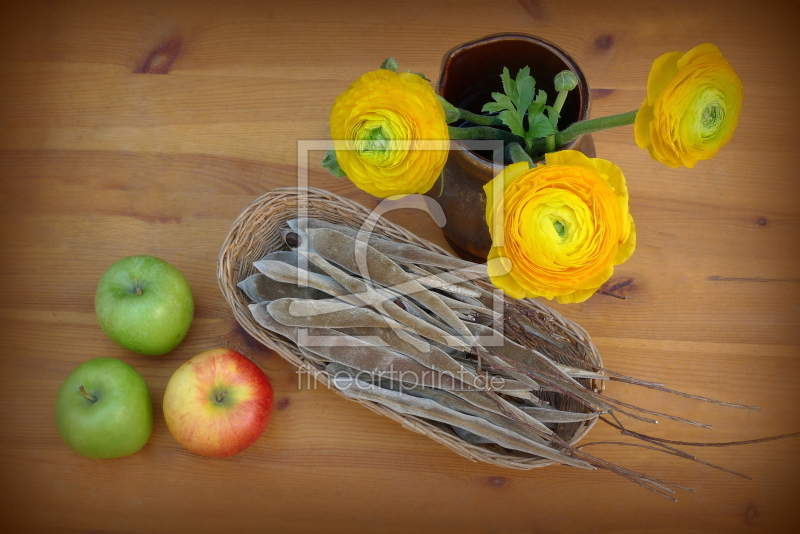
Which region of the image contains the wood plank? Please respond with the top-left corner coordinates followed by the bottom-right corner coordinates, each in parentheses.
top-left (0, 0), bottom-right (799, 532)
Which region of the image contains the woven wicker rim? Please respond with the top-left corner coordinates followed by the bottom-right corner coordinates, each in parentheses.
top-left (217, 187), bottom-right (604, 470)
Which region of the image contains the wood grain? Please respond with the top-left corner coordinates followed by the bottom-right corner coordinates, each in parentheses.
top-left (1, 0), bottom-right (799, 532)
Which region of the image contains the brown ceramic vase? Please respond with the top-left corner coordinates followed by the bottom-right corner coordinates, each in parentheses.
top-left (428, 33), bottom-right (596, 262)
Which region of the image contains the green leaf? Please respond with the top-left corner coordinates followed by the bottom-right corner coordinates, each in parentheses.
top-left (525, 89), bottom-right (548, 137)
top-left (380, 57), bottom-right (399, 72)
top-left (407, 70), bottom-right (431, 81)
top-left (516, 66), bottom-right (531, 83)
top-left (526, 100), bottom-right (545, 120)
top-left (498, 110), bottom-right (525, 138)
top-left (322, 149), bottom-right (347, 178)
top-left (500, 67), bottom-right (517, 102)
top-left (514, 68), bottom-right (535, 123)
top-left (544, 105), bottom-right (560, 127)
top-left (490, 92), bottom-right (515, 112)
top-left (528, 113), bottom-right (557, 139)
top-left (481, 102), bottom-right (506, 113)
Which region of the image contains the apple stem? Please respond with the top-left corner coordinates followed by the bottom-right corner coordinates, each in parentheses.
top-left (133, 277), bottom-right (143, 296)
top-left (79, 385), bottom-right (97, 402)
top-left (216, 390), bottom-right (227, 403)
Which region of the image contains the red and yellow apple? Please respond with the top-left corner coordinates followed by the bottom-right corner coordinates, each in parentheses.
top-left (163, 348), bottom-right (274, 457)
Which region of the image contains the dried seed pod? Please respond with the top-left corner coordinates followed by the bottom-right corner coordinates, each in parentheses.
top-left (267, 298), bottom-right (406, 330)
top-left (332, 375), bottom-right (592, 469)
top-left (467, 322), bottom-right (613, 413)
top-left (288, 218), bottom-right (484, 272)
top-left (303, 251), bottom-right (473, 351)
top-left (304, 228), bottom-right (476, 343)
top-left (400, 262), bottom-right (483, 299)
top-left (237, 273), bottom-right (329, 303)
top-left (327, 362), bottom-right (551, 442)
top-left (452, 427), bottom-right (494, 444)
top-left (374, 285), bottom-right (454, 333)
top-left (254, 259), bottom-right (365, 307)
top-left (519, 406), bottom-right (599, 424)
top-left (337, 326), bottom-right (531, 394)
top-left (260, 250), bottom-right (327, 275)
top-left (249, 302), bottom-right (472, 391)
top-left (554, 364), bottom-right (607, 381)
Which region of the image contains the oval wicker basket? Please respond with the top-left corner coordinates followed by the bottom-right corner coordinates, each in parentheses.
top-left (217, 187), bottom-right (604, 470)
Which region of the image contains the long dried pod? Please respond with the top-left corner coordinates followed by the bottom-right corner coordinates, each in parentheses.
top-left (372, 285), bottom-right (455, 334)
top-left (254, 259), bottom-right (365, 307)
top-left (555, 364), bottom-right (607, 381)
top-left (474, 344), bottom-right (544, 392)
top-left (302, 251), bottom-right (474, 351)
top-left (249, 302), bottom-right (471, 391)
top-left (302, 228), bottom-right (476, 342)
top-left (453, 427), bottom-right (494, 444)
top-left (507, 309), bottom-right (573, 349)
top-left (453, 351), bottom-right (605, 384)
top-left (519, 406), bottom-right (600, 424)
top-left (400, 262), bottom-right (484, 300)
top-left (332, 375), bottom-right (592, 469)
top-left (326, 362), bottom-right (552, 440)
top-left (237, 273), bottom-right (329, 303)
top-left (338, 326), bottom-right (525, 393)
top-left (454, 387), bottom-right (557, 431)
top-left (289, 217), bottom-right (483, 272)
top-left (260, 250), bottom-right (327, 275)
top-left (397, 263), bottom-right (483, 299)
top-left (467, 322), bottom-right (613, 413)
top-left (267, 298), bottom-right (406, 330)
top-left (429, 292), bottom-right (500, 319)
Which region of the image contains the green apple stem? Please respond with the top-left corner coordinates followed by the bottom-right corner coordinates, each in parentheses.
top-left (133, 278), bottom-right (143, 296)
top-left (216, 390), bottom-right (227, 403)
top-left (79, 385), bottom-right (97, 402)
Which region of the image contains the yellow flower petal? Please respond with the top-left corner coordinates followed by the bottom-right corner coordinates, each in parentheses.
top-left (646, 51), bottom-right (684, 105)
top-left (633, 102), bottom-right (654, 149)
top-left (330, 68), bottom-right (449, 197)
top-left (636, 44), bottom-right (742, 168)
top-left (483, 155), bottom-right (635, 304)
top-left (614, 215), bottom-right (636, 264)
top-left (676, 43), bottom-right (723, 70)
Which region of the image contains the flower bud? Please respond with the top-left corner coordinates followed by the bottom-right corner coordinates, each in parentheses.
top-left (554, 70), bottom-right (579, 92)
top-left (436, 95), bottom-right (461, 124)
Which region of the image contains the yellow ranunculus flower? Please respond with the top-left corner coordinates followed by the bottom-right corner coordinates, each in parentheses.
top-left (484, 150), bottom-right (636, 304)
top-left (330, 69), bottom-right (449, 197)
top-left (634, 43), bottom-right (743, 168)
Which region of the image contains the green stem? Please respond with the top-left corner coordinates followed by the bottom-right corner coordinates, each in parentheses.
top-left (545, 134), bottom-right (556, 153)
top-left (529, 109), bottom-right (639, 155)
top-left (448, 125), bottom-right (524, 145)
top-left (456, 108), bottom-right (504, 127)
top-left (553, 91), bottom-right (568, 116)
top-left (507, 143), bottom-right (534, 166)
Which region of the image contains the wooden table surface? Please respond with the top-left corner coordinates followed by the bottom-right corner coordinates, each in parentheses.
top-left (1, 0), bottom-right (799, 532)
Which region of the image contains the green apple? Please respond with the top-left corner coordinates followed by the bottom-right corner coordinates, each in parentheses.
top-left (95, 255), bottom-right (194, 356)
top-left (55, 357), bottom-right (153, 459)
